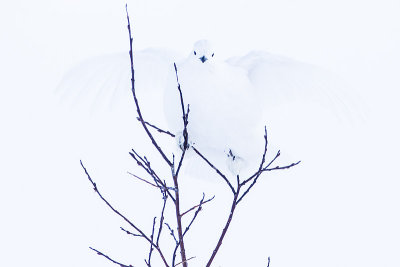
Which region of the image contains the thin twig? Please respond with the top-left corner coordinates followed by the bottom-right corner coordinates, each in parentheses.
top-left (174, 63), bottom-right (191, 177)
top-left (172, 172), bottom-right (188, 267)
top-left (120, 227), bottom-right (143, 238)
top-left (137, 117), bottom-right (176, 138)
top-left (126, 5), bottom-right (172, 167)
top-left (181, 195), bottom-right (215, 217)
top-left (129, 150), bottom-right (176, 203)
top-left (156, 192), bottom-right (168, 246)
top-left (165, 222), bottom-right (178, 245)
top-left (240, 150), bottom-right (281, 187)
top-left (173, 63), bottom-right (189, 150)
top-left (192, 146), bottom-right (235, 195)
top-left (145, 217), bottom-right (157, 266)
top-left (206, 181), bottom-right (241, 267)
top-left (168, 65), bottom-right (190, 267)
top-left (81, 160), bottom-right (170, 267)
top-left (174, 256), bottom-right (196, 267)
top-left (182, 193), bottom-right (209, 237)
top-left (205, 129), bottom-right (300, 266)
top-left (127, 171), bottom-right (158, 188)
top-left (89, 247), bottom-right (134, 267)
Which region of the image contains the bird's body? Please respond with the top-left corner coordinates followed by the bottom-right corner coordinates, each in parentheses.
top-left (164, 41), bottom-right (264, 176)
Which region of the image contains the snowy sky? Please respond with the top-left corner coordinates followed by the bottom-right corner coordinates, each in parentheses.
top-left (1, 0), bottom-right (399, 266)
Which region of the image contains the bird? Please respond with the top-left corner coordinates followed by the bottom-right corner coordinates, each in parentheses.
top-left (57, 40), bottom-right (364, 178)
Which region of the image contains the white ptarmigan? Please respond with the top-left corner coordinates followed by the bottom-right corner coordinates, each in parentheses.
top-left (163, 40), bottom-right (265, 177)
top-left (58, 40), bottom-right (363, 178)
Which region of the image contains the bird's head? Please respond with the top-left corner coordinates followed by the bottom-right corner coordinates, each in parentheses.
top-left (191, 40), bottom-right (215, 64)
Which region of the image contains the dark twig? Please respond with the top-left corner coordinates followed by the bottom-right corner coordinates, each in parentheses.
top-left (171, 194), bottom-right (211, 266)
top-left (89, 247), bottom-right (134, 267)
top-left (127, 171), bottom-right (158, 188)
top-left (267, 256), bottom-right (271, 267)
top-left (173, 63), bottom-right (189, 151)
top-left (172, 172), bottom-right (188, 267)
top-left (174, 256), bottom-right (196, 267)
top-left (126, 5), bottom-right (172, 167)
top-left (205, 128), bottom-right (300, 266)
top-left (145, 217), bottom-right (157, 266)
top-left (173, 63), bottom-right (190, 177)
top-left (181, 195), bottom-right (215, 217)
top-left (129, 150), bottom-right (176, 203)
top-left (165, 222), bottom-right (179, 245)
top-left (172, 241), bottom-right (180, 267)
top-left (81, 160), bottom-right (169, 267)
top-left (156, 191), bottom-right (168, 246)
top-left (240, 150), bottom-right (281, 188)
top-left (206, 179), bottom-right (241, 267)
top-left (264, 161), bottom-right (301, 172)
top-left (120, 227), bottom-right (143, 238)
top-left (237, 159), bottom-right (300, 205)
top-left (192, 146), bottom-right (235, 195)
top-left (169, 64), bottom-right (191, 267)
top-left (137, 117), bottom-right (176, 138)
top-left (183, 193), bottom-right (209, 237)
top-left (175, 140), bottom-right (187, 178)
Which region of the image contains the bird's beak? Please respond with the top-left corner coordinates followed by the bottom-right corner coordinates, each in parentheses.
top-left (199, 55), bottom-right (208, 63)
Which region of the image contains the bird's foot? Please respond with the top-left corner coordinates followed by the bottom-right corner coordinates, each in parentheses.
top-left (226, 149), bottom-right (246, 175)
top-left (176, 130), bottom-right (193, 151)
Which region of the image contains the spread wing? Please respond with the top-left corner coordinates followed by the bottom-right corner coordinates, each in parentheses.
top-left (56, 48), bottom-right (182, 115)
top-left (227, 51), bottom-right (365, 123)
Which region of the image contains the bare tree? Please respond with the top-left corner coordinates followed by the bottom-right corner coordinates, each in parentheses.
top-left (80, 5), bottom-right (300, 267)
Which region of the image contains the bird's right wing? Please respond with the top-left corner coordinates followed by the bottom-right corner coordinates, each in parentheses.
top-left (56, 48), bottom-right (182, 115)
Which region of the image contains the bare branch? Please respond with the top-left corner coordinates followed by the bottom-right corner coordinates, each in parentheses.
top-left (182, 193), bottom-right (210, 237)
top-left (127, 171), bottom-right (158, 188)
top-left (89, 247), bottom-right (134, 267)
top-left (192, 146), bottom-right (235, 195)
top-left (156, 192), bottom-right (168, 246)
top-left (240, 149), bottom-right (280, 188)
top-left (173, 64), bottom-right (188, 130)
top-left (167, 66), bottom-right (192, 266)
top-left (257, 126), bottom-right (269, 175)
top-left (175, 146), bottom-right (187, 178)
top-left (206, 187), bottom-right (241, 267)
top-left (264, 161), bottom-right (301, 172)
top-left (129, 150), bottom-right (176, 203)
top-left (120, 227), bottom-right (143, 238)
top-left (137, 117), bottom-right (176, 138)
top-left (174, 256), bottom-right (196, 267)
top-left (267, 256), bottom-right (271, 267)
top-left (165, 222), bottom-right (179, 245)
top-left (146, 217), bottom-right (157, 266)
top-left (181, 195), bottom-right (215, 217)
top-left (126, 5), bottom-right (172, 167)
top-left (172, 172), bottom-right (188, 267)
top-left (237, 160), bottom-right (300, 205)
top-left (81, 160), bottom-right (169, 267)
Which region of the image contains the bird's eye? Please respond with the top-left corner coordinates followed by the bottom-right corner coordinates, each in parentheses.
top-left (211, 53), bottom-right (214, 57)
top-left (194, 51), bottom-right (197, 55)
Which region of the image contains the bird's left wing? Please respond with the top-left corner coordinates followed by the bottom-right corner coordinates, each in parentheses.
top-left (227, 51), bottom-right (366, 123)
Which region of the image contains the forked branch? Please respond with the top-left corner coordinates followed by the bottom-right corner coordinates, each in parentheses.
top-left (81, 160), bottom-right (170, 267)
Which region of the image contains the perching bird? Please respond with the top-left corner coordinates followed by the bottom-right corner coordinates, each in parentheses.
top-left (57, 40), bottom-right (364, 178)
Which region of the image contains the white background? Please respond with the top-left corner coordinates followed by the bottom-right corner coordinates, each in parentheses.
top-left (1, 0), bottom-right (399, 266)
